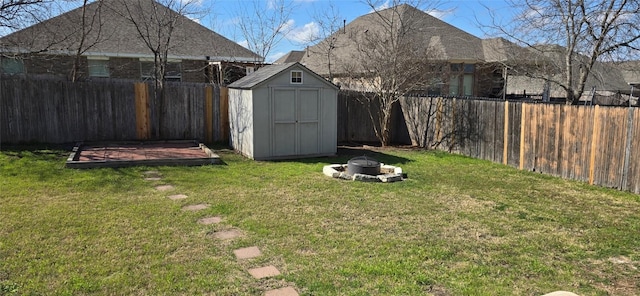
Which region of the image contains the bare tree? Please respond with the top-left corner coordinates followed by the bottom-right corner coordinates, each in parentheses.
top-left (303, 2), bottom-right (343, 81)
top-left (235, 0), bottom-right (293, 63)
top-left (489, 0), bottom-right (640, 104)
top-left (69, 0), bottom-right (106, 81)
top-left (0, 0), bottom-right (47, 30)
top-left (111, 0), bottom-right (201, 138)
top-left (338, 0), bottom-right (442, 146)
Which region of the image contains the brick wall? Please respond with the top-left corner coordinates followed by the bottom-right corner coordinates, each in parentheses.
top-left (22, 54), bottom-right (88, 79)
top-left (109, 57), bottom-right (141, 80)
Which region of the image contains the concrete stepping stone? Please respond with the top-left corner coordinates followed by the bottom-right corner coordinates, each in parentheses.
top-left (234, 246), bottom-right (261, 259)
top-left (211, 229), bottom-right (242, 240)
top-left (542, 292), bottom-right (580, 296)
top-left (248, 265), bottom-right (280, 279)
top-left (198, 216), bottom-right (222, 224)
top-left (144, 177), bottom-right (162, 181)
top-left (143, 170), bottom-right (161, 176)
top-left (155, 185), bottom-right (174, 191)
top-left (168, 194), bottom-right (188, 200)
top-left (182, 204), bottom-right (209, 211)
top-left (265, 287), bottom-right (299, 296)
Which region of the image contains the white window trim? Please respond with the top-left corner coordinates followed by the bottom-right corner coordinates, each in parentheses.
top-left (291, 70), bottom-right (303, 84)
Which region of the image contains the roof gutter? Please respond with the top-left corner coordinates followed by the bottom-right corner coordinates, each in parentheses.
top-left (0, 47), bottom-right (263, 63)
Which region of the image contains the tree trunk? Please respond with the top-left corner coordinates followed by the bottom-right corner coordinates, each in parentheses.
top-left (380, 107), bottom-right (393, 147)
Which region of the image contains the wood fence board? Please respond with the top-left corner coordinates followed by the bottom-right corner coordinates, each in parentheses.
top-left (507, 102), bottom-right (522, 168)
top-left (1, 77), bottom-right (226, 144)
top-left (627, 108), bottom-right (640, 193)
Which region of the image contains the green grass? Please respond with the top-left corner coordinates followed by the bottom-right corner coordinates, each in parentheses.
top-left (1, 145), bottom-right (639, 295)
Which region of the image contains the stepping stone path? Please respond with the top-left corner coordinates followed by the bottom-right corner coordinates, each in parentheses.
top-left (181, 204), bottom-right (209, 211)
top-left (211, 229), bottom-right (243, 240)
top-left (234, 246), bottom-right (262, 259)
top-left (198, 216), bottom-right (222, 224)
top-left (155, 184), bottom-right (174, 191)
top-left (168, 194), bottom-right (188, 200)
top-left (265, 287), bottom-right (299, 296)
top-left (142, 170), bottom-right (299, 295)
top-left (248, 265), bottom-right (281, 279)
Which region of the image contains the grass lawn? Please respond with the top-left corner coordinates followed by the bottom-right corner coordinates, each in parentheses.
top-left (1, 144), bottom-right (639, 295)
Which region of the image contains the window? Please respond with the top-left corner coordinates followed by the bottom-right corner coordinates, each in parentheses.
top-left (291, 70), bottom-right (302, 84)
top-left (88, 58), bottom-right (109, 77)
top-left (1, 57), bottom-right (25, 74)
top-left (448, 63), bottom-right (474, 96)
top-left (246, 66), bottom-right (254, 75)
top-left (140, 59), bottom-right (182, 81)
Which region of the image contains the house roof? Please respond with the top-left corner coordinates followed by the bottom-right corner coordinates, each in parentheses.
top-left (273, 50), bottom-right (306, 64)
top-left (228, 62), bottom-right (338, 90)
top-left (299, 4), bottom-right (485, 76)
top-left (609, 61), bottom-right (640, 85)
top-left (0, 0), bottom-right (261, 62)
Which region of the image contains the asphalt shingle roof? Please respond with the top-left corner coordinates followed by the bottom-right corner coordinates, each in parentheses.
top-left (300, 4), bottom-right (485, 76)
top-left (0, 0), bottom-right (261, 62)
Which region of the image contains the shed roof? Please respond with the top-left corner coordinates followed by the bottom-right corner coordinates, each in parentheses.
top-left (228, 62), bottom-right (338, 90)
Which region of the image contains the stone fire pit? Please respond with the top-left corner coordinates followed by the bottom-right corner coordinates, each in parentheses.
top-left (323, 157), bottom-right (404, 182)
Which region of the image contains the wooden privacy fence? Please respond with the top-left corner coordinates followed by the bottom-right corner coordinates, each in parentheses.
top-left (0, 76), bottom-right (229, 144)
top-left (398, 96), bottom-right (640, 194)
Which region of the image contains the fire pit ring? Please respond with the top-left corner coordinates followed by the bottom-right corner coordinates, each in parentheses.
top-left (347, 156), bottom-right (381, 176)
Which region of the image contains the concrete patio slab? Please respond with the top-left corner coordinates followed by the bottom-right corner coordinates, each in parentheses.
top-left (234, 246), bottom-right (262, 259)
top-left (264, 287), bottom-right (299, 296)
top-left (248, 265), bottom-right (280, 279)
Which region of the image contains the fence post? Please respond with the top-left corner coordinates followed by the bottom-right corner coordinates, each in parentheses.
top-left (220, 87), bottom-right (229, 143)
top-left (450, 98), bottom-right (456, 151)
top-left (519, 103), bottom-right (526, 170)
top-left (503, 101), bottom-right (509, 165)
top-left (621, 107), bottom-right (635, 190)
top-left (204, 85), bottom-right (213, 143)
top-left (589, 105), bottom-right (601, 185)
top-left (435, 97), bottom-right (443, 147)
top-left (135, 82), bottom-right (151, 140)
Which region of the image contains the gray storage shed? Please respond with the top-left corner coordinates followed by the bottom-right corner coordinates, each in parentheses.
top-left (227, 62), bottom-right (339, 160)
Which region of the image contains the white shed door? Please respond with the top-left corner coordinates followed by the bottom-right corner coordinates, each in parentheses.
top-left (272, 88), bottom-right (320, 157)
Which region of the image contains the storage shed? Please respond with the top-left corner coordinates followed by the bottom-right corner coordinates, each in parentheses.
top-left (227, 62), bottom-right (339, 160)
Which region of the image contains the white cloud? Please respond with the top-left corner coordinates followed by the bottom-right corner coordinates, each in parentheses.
top-left (238, 40), bottom-right (249, 49)
top-left (281, 19), bottom-right (296, 32)
top-left (285, 21), bottom-right (320, 43)
top-left (267, 51), bottom-right (287, 63)
top-left (369, 0), bottom-right (390, 13)
top-left (426, 8), bottom-right (455, 19)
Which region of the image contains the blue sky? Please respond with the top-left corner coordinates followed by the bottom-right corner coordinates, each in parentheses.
top-left (200, 0), bottom-right (513, 62)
